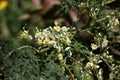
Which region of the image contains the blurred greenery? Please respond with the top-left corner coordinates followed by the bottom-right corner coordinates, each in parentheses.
top-left (0, 0), bottom-right (120, 80)
top-left (0, 0), bottom-right (44, 38)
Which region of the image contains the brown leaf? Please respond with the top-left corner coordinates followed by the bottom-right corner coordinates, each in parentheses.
top-left (18, 14), bottom-right (30, 20)
top-left (42, 0), bottom-right (61, 9)
top-left (69, 9), bottom-right (79, 22)
top-left (32, 0), bottom-right (42, 9)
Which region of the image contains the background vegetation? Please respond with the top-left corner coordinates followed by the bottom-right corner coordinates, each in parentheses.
top-left (0, 0), bottom-right (120, 80)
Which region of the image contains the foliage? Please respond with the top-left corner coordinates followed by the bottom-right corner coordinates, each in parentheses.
top-left (4, 49), bottom-right (40, 80)
top-left (0, 0), bottom-right (120, 80)
top-left (61, 0), bottom-right (77, 13)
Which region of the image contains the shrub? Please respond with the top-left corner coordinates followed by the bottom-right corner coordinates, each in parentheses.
top-left (0, 0), bottom-right (120, 80)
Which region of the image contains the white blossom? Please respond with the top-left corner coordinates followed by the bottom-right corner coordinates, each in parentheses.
top-left (57, 53), bottom-right (63, 60)
top-left (91, 43), bottom-right (98, 50)
top-left (102, 37), bottom-right (108, 48)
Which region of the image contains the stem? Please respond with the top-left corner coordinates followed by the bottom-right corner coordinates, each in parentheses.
top-left (106, 0), bottom-right (116, 4)
top-left (40, 47), bottom-right (51, 53)
top-left (63, 63), bottom-right (74, 80)
top-left (3, 45), bottom-right (39, 60)
top-left (100, 57), bottom-right (111, 68)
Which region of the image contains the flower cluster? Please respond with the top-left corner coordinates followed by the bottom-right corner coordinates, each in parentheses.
top-left (107, 15), bottom-right (120, 32)
top-left (109, 64), bottom-right (120, 79)
top-left (34, 21), bottom-right (75, 52)
top-left (20, 28), bottom-right (32, 40)
top-left (85, 61), bottom-right (99, 69)
top-left (35, 23), bottom-right (72, 45)
top-left (102, 51), bottom-right (113, 63)
top-left (85, 52), bottom-right (101, 70)
top-left (20, 21), bottom-right (75, 61)
top-left (35, 21), bottom-right (75, 60)
top-left (91, 33), bottom-right (109, 50)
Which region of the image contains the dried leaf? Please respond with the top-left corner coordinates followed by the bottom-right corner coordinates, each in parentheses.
top-left (69, 9), bottom-right (78, 22)
top-left (32, 0), bottom-right (42, 9)
top-left (18, 14), bottom-right (30, 20)
top-left (42, 0), bottom-right (61, 9)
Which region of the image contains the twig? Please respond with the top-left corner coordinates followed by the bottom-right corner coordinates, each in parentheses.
top-left (3, 45), bottom-right (39, 60)
top-left (63, 63), bottom-right (74, 80)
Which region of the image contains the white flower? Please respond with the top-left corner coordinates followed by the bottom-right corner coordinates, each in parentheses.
top-left (37, 39), bottom-right (43, 45)
top-left (65, 37), bottom-right (71, 45)
top-left (86, 62), bottom-right (99, 69)
top-left (94, 65), bottom-right (99, 69)
top-left (91, 43), bottom-right (98, 50)
top-left (47, 40), bottom-right (56, 46)
top-left (54, 20), bottom-right (58, 26)
top-left (56, 46), bottom-right (61, 52)
top-left (54, 25), bottom-right (61, 32)
top-left (115, 18), bottom-right (119, 25)
top-left (35, 32), bottom-right (41, 38)
top-left (20, 30), bottom-right (32, 40)
top-left (57, 53), bottom-right (63, 60)
top-left (98, 33), bottom-right (102, 36)
top-left (54, 21), bottom-right (61, 32)
top-left (28, 35), bottom-right (33, 40)
top-left (61, 26), bottom-right (69, 31)
top-left (43, 37), bottom-right (49, 44)
top-left (65, 47), bottom-right (71, 51)
top-left (102, 37), bottom-right (108, 48)
top-left (86, 62), bottom-right (94, 68)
